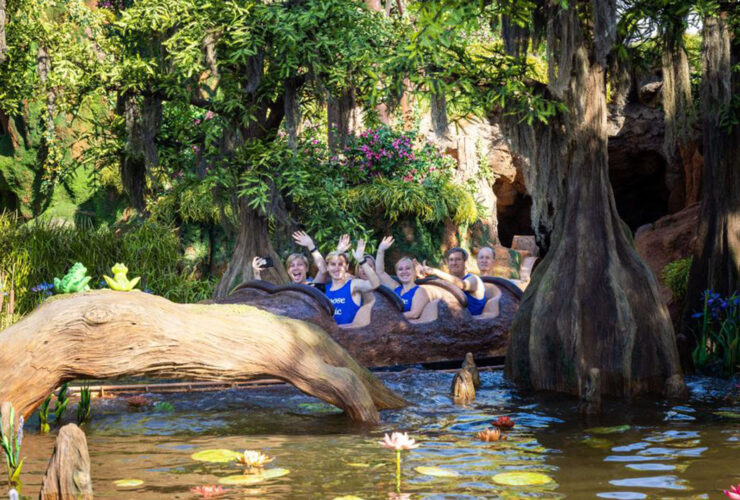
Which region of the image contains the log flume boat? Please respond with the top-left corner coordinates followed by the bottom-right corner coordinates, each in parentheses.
top-left (216, 276), bottom-right (522, 368)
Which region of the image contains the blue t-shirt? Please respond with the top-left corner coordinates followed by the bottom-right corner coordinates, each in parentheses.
top-left (394, 285), bottom-right (419, 312)
top-left (325, 280), bottom-right (361, 325)
top-left (464, 273), bottom-right (487, 316)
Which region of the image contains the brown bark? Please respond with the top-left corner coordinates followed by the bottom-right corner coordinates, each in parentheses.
top-left (0, 0), bottom-right (6, 64)
top-left (39, 424), bottom-right (93, 500)
top-left (327, 89), bottom-right (359, 150)
top-left (214, 200), bottom-right (289, 297)
top-left (0, 290), bottom-right (405, 424)
top-left (505, 1), bottom-right (686, 402)
top-left (680, 13), bottom-right (740, 355)
top-left (662, 21), bottom-right (698, 211)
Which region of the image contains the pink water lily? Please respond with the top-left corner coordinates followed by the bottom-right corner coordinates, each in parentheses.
top-left (190, 485), bottom-right (226, 497)
top-left (725, 484), bottom-right (740, 500)
top-left (379, 432), bottom-right (419, 451)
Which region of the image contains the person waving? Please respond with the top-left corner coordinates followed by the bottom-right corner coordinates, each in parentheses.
top-left (324, 239), bottom-right (380, 325)
top-left (375, 236), bottom-right (429, 319)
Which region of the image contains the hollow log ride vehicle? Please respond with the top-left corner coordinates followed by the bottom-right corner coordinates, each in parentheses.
top-left (216, 275), bottom-right (525, 368)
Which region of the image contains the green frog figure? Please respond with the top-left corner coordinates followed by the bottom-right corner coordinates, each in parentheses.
top-left (53, 262), bottom-right (92, 293)
top-left (103, 263), bottom-right (141, 291)
top-left (103, 262), bottom-right (141, 292)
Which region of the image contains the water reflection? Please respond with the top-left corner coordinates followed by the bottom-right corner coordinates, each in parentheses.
top-left (6, 372), bottom-right (740, 498)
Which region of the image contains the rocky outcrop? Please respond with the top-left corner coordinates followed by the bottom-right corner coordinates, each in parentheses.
top-left (635, 203), bottom-right (699, 324)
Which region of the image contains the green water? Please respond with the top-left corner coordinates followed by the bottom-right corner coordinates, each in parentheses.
top-left (9, 371), bottom-right (740, 498)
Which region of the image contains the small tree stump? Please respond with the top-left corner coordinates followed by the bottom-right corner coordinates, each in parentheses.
top-left (39, 424), bottom-right (93, 500)
top-left (462, 353), bottom-right (480, 388)
top-left (451, 369), bottom-right (475, 404)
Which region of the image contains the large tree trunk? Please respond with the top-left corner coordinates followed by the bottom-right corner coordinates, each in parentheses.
top-left (680, 13), bottom-right (740, 355)
top-left (214, 199), bottom-right (289, 297)
top-left (505, 1), bottom-right (686, 403)
top-left (0, 291), bottom-right (407, 425)
top-left (662, 20), bottom-right (699, 211)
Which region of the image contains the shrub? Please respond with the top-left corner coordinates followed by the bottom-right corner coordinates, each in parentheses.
top-left (662, 257), bottom-right (692, 300)
top-left (0, 212), bottom-right (215, 327)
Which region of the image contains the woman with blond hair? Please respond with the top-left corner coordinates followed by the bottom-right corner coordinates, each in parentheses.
top-left (252, 230), bottom-right (327, 285)
top-left (375, 236), bottom-right (429, 319)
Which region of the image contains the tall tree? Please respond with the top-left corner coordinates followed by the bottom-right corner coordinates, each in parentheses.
top-left (680, 7), bottom-right (740, 350)
top-left (505, 0), bottom-right (687, 406)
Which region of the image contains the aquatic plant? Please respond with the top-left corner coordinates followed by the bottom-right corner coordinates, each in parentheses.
top-left (190, 485), bottom-right (227, 497)
top-left (153, 401), bottom-right (174, 412)
top-left (38, 395), bottom-right (52, 433)
top-left (692, 290), bottom-right (740, 376)
top-left (235, 450), bottom-right (273, 472)
top-left (724, 484), bottom-right (740, 499)
top-left (0, 406), bottom-right (24, 489)
top-left (53, 383), bottom-right (69, 423)
top-left (103, 263), bottom-right (141, 291)
top-left (379, 432), bottom-right (418, 493)
top-left (77, 385), bottom-right (92, 425)
top-left (491, 416), bottom-right (515, 429)
top-left (476, 428), bottom-right (506, 442)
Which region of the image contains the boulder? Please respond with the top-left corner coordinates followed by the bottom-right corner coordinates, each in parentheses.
top-left (635, 203), bottom-right (699, 324)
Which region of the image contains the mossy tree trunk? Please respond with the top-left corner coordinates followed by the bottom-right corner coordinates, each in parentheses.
top-left (505, 1), bottom-right (686, 403)
top-left (661, 15), bottom-right (698, 211)
top-left (214, 199), bottom-right (289, 297)
top-left (680, 12), bottom-right (740, 358)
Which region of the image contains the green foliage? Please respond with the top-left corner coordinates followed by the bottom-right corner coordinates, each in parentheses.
top-left (0, 405), bottom-right (24, 489)
top-left (77, 385), bottom-right (92, 425)
top-left (38, 396), bottom-right (52, 434)
top-left (153, 401), bottom-right (174, 412)
top-left (662, 257), bottom-right (692, 301)
top-left (53, 383), bottom-right (70, 424)
top-left (692, 291), bottom-right (740, 376)
top-left (0, 212), bottom-right (215, 321)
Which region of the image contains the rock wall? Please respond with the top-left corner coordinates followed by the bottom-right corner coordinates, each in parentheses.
top-left (421, 98), bottom-right (684, 249)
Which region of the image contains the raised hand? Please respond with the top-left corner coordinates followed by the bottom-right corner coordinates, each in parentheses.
top-left (353, 239), bottom-right (367, 263)
top-left (292, 230), bottom-right (315, 249)
top-left (378, 235), bottom-right (395, 252)
top-left (419, 260), bottom-right (434, 277)
top-left (337, 234), bottom-right (351, 253)
top-left (252, 256), bottom-right (266, 272)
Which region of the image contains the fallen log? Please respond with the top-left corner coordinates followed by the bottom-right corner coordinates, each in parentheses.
top-left (39, 424), bottom-right (93, 500)
top-left (0, 290), bottom-right (407, 425)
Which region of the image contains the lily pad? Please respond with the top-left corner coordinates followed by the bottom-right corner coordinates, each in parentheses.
top-left (218, 468), bottom-right (290, 485)
top-left (581, 437), bottom-right (614, 449)
top-left (714, 411), bottom-right (740, 419)
top-left (297, 402), bottom-right (342, 413)
top-left (414, 466), bottom-right (460, 478)
top-left (191, 449), bottom-right (242, 463)
top-left (113, 479), bottom-right (144, 488)
top-left (584, 425), bottom-right (630, 434)
top-left (492, 471), bottom-right (554, 486)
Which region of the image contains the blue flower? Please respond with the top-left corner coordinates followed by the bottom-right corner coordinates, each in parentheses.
top-left (691, 312), bottom-right (704, 319)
